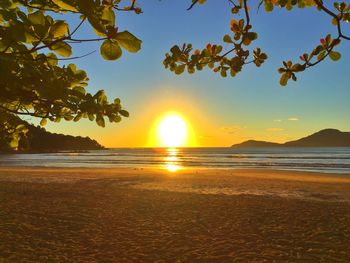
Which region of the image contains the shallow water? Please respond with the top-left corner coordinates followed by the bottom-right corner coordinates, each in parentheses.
top-left (1, 147), bottom-right (350, 174)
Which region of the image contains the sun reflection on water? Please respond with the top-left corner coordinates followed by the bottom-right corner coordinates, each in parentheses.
top-left (163, 148), bottom-right (182, 172)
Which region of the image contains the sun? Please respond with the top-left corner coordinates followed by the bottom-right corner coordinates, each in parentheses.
top-left (157, 114), bottom-right (188, 147)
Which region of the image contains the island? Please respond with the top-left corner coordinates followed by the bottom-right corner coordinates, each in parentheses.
top-left (232, 129), bottom-right (350, 148)
top-left (15, 124), bottom-right (104, 152)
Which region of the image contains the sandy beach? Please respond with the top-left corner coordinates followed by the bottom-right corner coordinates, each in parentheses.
top-left (0, 167), bottom-right (350, 262)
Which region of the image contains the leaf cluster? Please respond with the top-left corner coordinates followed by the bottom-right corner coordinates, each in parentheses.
top-left (1, 0), bottom-right (143, 148)
top-left (165, 0), bottom-right (349, 86)
top-left (164, 1), bottom-right (267, 79)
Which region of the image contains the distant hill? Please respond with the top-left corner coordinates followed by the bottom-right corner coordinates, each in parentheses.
top-left (17, 124), bottom-right (104, 152)
top-left (232, 129), bottom-right (350, 148)
top-left (232, 140), bottom-right (281, 148)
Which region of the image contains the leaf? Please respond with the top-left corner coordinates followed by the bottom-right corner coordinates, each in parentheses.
top-left (329, 51), bottom-right (341, 61)
top-left (51, 0), bottom-right (78, 12)
top-left (279, 73), bottom-right (289, 86)
top-left (223, 34), bottom-right (233, 43)
top-left (88, 16), bottom-right (107, 36)
top-left (50, 41), bottom-right (72, 57)
top-left (46, 52), bottom-right (58, 66)
top-left (317, 51), bottom-right (326, 61)
top-left (28, 11), bottom-right (45, 25)
top-left (73, 113), bottom-right (82, 122)
top-left (96, 114), bottom-right (105, 127)
top-left (175, 64), bottom-right (185, 74)
top-left (220, 68), bottom-right (227, 77)
top-left (40, 118), bottom-right (47, 126)
top-left (119, 110), bottom-right (129, 117)
top-left (291, 63), bottom-right (305, 72)
top-left (64, 115), bottom-right (74, 121)
top-left (102, 6), bottom-right (115, 26)
top-left (110, 115), bottom-right (122, 123)
top-left (88, 114), bottom-right (95, 121)
top-left (50, 21), bottom-right (68, 38)
top-left (264, 2), bottom-right (274, 12)
top-left (73, 86), bottom-right (86, 95)
top-left (246, 32), bottom-right (258, 41)
top-left (100, 39), bottom-right (122, 60)
top-left (9, 138), bottom-right (19, 148)
top-left (115, 31), bottom-right (142, 53)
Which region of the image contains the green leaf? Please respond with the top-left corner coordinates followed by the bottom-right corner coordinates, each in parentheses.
top-left (96, 114), bottom-right (105, 127)
top-left (175, 64), bottom-right (185, 74)
top-left (50, 21), bottom-right (68, 38)
top-left (119, 110), bottom-right (129, 117)
top-left (264, 2), bottom-right (274, 12)
top-left (40, 118), bottom-right (47, 126)
top-left (88, 114), bottom-right (95, 121)
top-left (50, 41), bottom-right (72, 57)
top-left (73, 113), bottom-right (82, 122)
top-left (110, 115), bottom-right (122, 123)
top-left (246, 32), bottom-right (258, 41)
top-left (329, 51), bottom-right (341, 61)
top-left (279, 73), bottom-right (289, 86)
top-left (115, 31), bottom-right (142, 53)
top-left (9, 138), bottom-right (19, 148)
top-left (220, 68), bottom-right (227, 77)
top-left (73, 86), bottom-right (86, 95)
top-left (100, 39), bottom-right (122, 60)
top-left (223, 34), bottom-right (233, 43)
top-left (46, 52), bottom-right (58, 66)
top-left (28, 11), bottom-right (45, 25)
top-left (291, 63), bottom-right (305, 72)
top-left (317, 51), bottom-right (326, 61)
top-left (51, 0), bottom-right (78, 12)
top-left (88, 16), bottom-right (107, 36)
top-left (102, 7), bottom-right (115, 26)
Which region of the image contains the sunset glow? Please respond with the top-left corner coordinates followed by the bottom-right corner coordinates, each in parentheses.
top-left (157, 114), bottom-right (188, 147)
top-left (163, 148), bottom-right (182, 172)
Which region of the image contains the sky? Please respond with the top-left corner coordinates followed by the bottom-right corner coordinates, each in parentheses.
top-left (39, 0), bottom-right (350, 147)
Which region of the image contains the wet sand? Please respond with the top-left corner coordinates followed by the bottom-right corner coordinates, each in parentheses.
top-left (0, 167), bottom-right (350, 262)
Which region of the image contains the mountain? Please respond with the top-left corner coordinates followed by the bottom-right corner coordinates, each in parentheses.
top-left (232, 140), bottom-right (281, 148)
top-left (18, 124), bottom-right (104, 152)
top-left (232, 129), bottom-right (350, 148)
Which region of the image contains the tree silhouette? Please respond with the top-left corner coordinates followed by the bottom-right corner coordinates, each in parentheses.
top-left (0, 0), bottom-right (139, 148)
top-left (0, 0), bottom-right (348, 149)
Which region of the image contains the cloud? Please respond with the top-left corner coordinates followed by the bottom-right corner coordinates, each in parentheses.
top-left (220, 126), bottom-right (242, 134)
top-left (273, 119), bottom-right (282, 122)
top-left (288, 117), bottom-right (299, 121)
top-left (266, 128), bottom-right (284, 132)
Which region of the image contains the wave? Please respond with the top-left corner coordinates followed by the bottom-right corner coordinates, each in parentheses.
top-left (1, 147), bottom-right (350, 173)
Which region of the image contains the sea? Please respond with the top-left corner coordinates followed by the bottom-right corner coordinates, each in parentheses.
top-left (1, 147), bottom-right (350, 174)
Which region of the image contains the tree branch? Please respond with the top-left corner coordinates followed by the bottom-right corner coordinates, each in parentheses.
top-left (187, 0), bottom-right (199, 11)
top-left (313, 0), bottom-right (350, 41)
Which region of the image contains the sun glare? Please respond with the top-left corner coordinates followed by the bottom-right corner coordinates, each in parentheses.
top-left (157, 114), bottom-right (188, 147)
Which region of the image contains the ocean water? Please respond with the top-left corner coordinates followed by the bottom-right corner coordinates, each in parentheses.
top-left (1, 147), bottom-right (350, 174)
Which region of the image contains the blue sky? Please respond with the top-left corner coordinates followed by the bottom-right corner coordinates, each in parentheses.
top-left (43, 0), bottom-right (350, 147)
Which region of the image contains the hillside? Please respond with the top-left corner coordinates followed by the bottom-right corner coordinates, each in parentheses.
top-left (17, 124), bottom-right (104, 152)
top-left (231, 140), bottom-right (281, 148)
top-left (232, 129), bottom-right (350, 148)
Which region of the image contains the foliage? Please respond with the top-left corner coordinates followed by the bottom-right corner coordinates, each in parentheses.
top-left (1, 0), bottom-right (349, 150)
top-left (0, 0), bottom-right (142, 149)
top-left (164, 0), bottom-right (349, 86)
top-left (0, 112), bottom-right (28, 150)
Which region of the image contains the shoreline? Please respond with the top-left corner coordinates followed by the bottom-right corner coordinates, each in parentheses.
top-left (1, 166), bottom-right (350, 202)
top-left (1, 166), bottom-right (350, 179)
top-left (1, 167), bottom-right (350, 261)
